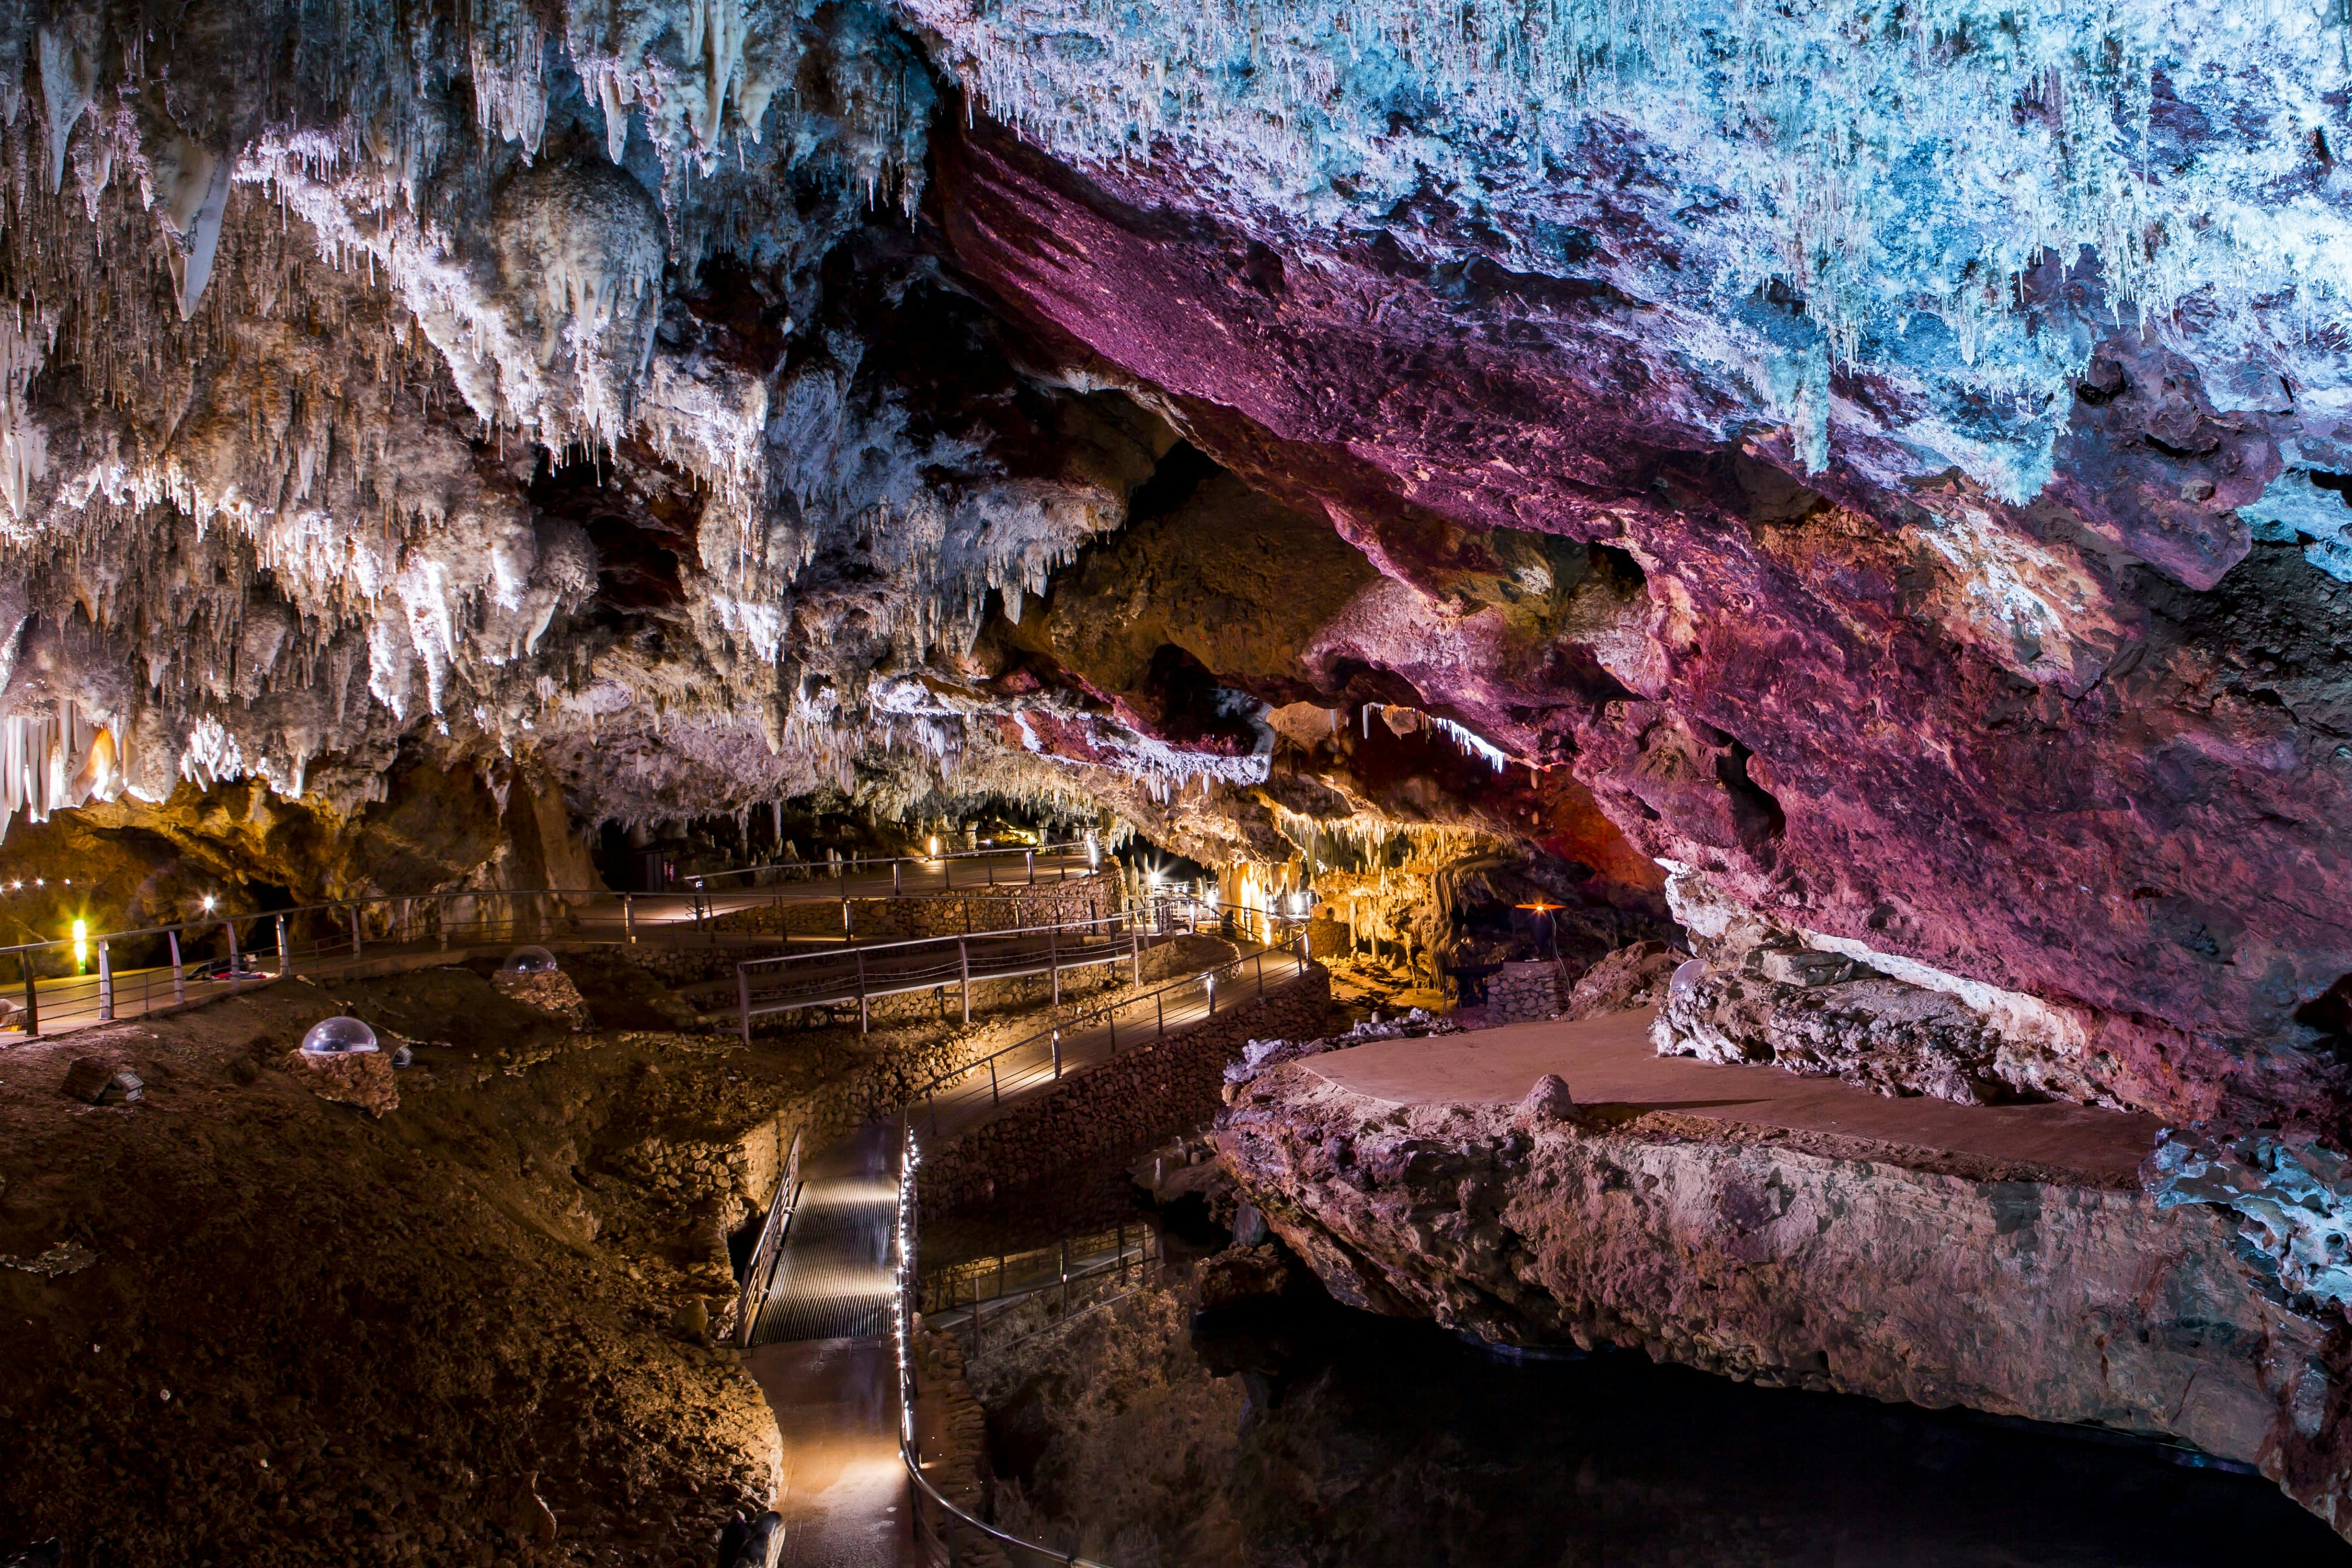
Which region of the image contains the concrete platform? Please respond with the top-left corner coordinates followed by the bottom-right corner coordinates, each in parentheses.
top-left (1301, 1006), bottom-right (2162, 1185)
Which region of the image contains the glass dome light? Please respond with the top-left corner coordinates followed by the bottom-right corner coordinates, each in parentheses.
top-left (502, 945), bottom-right (560, 976)
top-left (300, 1016), bottom-right (379, 1055)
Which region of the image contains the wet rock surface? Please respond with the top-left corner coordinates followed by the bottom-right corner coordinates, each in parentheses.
top-left (1215, 1048), bottom-right (2352, 1543)
top-left (958, 1263), bottom-right (2349, 1566)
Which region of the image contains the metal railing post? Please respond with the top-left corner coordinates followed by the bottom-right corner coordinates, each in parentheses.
top-left (842, 896), bottom-right (851, 936)
top-left (169, 930), bottom-right (184, 1004)
top-left (1207, 971), bottom-right (1216, 1014)
top-left (856, 949), bottom-right (869, 1034)
top-left (350, 906), bottom-right (363, 958)
top-left (987, 855), bottom-right (994, 886)
top-left (1157, 992), bottom-right (1164, 1035)
top-left (276, 916), bottom-right (290, 977)
top-left (989, 1057), bottom-right (1000, 1106)
top-left (1026, 848), bottom-right (1035, 884)
top-left (739, 967), bottom-right (753, 1045)
top-left (227, 919), bottom-right (243, 980)
top-left (436, 902), bottom-right (448, 953)
top-left (96, 940), bottom-right (112, 1021)
top-left (1259, 951), bottom-right (1266, 999)
top-left (1051, 1028), bottom-right (1061, 1079)
top-left (959, 938), bottom-right (971, 1026)
top-left (893, 860), bottom-right (902, 895)
top-left (1131, 926), bottom-right (1142, 987)
top-left (624, 895), bottom-right (636, 944)
top-left (1049, 925), bottom-right (1059, 1006)
top-left (19, 951), bottom-right (37, 1034)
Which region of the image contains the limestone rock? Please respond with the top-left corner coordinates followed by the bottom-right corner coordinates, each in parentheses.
top-left (1758, 949), bottom-right (1859, 989)
top-left (60, 1058), bottom-right (142, 1105)
top-left (1194, 1244), bottom-right (1291, 1312)
top-left (1653, 965), bottom-right (2043, 1108)
top-left (1564, 941), bottom-right (1686, 1020)
top-left (1521, 1074), bottom-right (1576, 1122)
top-left (282, 1049), bottom-right (398, 1118)
top-left (1216, 1062), bottom-right (2352, 1541)
top-left (493, 969), bottom-right (593, 1031)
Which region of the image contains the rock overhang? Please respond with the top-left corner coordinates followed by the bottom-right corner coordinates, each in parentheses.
top-left (0, 0), bottom-right (2341, 1135)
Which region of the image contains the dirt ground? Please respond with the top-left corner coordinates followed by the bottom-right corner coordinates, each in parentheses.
top-left (0, 957), bottom-right (928, 1568)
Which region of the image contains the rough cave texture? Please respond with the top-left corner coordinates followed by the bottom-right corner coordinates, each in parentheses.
top-left (5, 0), bottom-right (2352, 1550)
top-left (1217, 1065), bottom-right (2352, 1541)
top-left (0, 0), bottom-right (2343, 1125)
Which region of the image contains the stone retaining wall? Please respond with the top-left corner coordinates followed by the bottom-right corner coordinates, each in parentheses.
top-left (1488, 959), bottom-right (1564, 1024)
top-left (917, 965), bottom-right (1330, 1219)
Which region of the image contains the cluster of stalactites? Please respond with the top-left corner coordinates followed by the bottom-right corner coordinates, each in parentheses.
top-left (1361, 701), bottom-right (1513, 772)
top-left (0, 700), bottom-right (121, 842)
top-left (919, 0), bottom-right (2352, 431)
top-left (1272, 802), bottom-right (1497, 877)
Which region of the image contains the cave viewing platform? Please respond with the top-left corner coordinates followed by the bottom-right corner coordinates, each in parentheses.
top-left (1302, 1006), bottom-right (2161, 1186)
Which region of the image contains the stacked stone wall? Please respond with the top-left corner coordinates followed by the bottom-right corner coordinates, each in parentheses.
top-left (1487, 959), bottom-right (1564, 1023)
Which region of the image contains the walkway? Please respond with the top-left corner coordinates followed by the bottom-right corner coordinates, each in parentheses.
top-left (733, 919), bottom-right (1136, 1029)
top-left (911, 947), bottom-right (1306, 1143)
top-left (740, 1120), bottom-right (921, 1568)
top-left (1303, 1005), bottom-right (2161, 1183)
top-left (4, 859), bottom-right (1109, 1040)
top-left (735, 947), bottom-right (1313, 1563)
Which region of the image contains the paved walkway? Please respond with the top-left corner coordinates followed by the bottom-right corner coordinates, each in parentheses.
top-left (1303, 1006), bottom-right (2161, 1184)
top-left (740, 1120), bottom-right (920, 1567)
top-left (3, 853), bottom-right (1102, 1039)
top-left (735, 949), bottom-right (1313, 1562)
top-left (912, 947), bottom-right (1308, 1143)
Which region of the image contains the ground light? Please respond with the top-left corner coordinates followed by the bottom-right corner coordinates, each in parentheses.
top-left (71, 918), bottom-right (86, 969)
top-left (300, 1016), bottom-right (379, 1054)
top-left (1515, 900), bottom-right (1564, 960)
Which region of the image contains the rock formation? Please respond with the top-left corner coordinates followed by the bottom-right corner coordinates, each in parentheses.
top-left (3, 0), bottom-right (2352, 1551)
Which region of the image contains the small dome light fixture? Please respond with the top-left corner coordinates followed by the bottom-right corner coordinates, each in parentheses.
top-left (502, 945), bottom-right (560, 977)
top-left (201, 894), bottom-right (216, 912)
top-left (300, 1016), bottom-right (379, 1055)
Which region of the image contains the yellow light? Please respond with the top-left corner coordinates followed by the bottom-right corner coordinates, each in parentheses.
top-left (71, 918), bottom-right (87, 968)
top-left (928, 835), bottom-right (938, 857)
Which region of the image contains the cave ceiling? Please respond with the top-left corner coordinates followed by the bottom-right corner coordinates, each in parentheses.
top-left (0, 1), bottom-right (2349, 1128)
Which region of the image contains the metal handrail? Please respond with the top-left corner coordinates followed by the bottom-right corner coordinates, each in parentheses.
top-left (734, 1130), bottom-right (804, 1349)
top-left (905, 938), bottom-right (1310, 1140)
top-left (0, 873), bottom-right (1120, 1039)
top-left (901, 1433), bottom-right (1111, 1568)
top-left (933, 1239), bottom-right (1163, 1359)
top-left (736, 907), bottom-right (1148, 1039)
top-left (889, 944), bottom-right (1318, 1566)
top-left (691, 838), bottom-right (1096, 889)
top-left (736, 911), bottom-right (1135, 972)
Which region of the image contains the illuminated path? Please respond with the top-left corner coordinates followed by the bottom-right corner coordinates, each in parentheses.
top-left (740, 1120), bottom-right (921, 1568)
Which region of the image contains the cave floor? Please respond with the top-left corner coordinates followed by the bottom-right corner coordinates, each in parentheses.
top-left (1301, 1006), bottom-right (2162, 1185)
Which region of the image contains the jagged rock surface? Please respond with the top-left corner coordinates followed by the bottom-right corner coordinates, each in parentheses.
top-left (1217, 1061), bottom-right (2352, 1543)
top-left (0, 6), bottom-right (2343, 1138)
